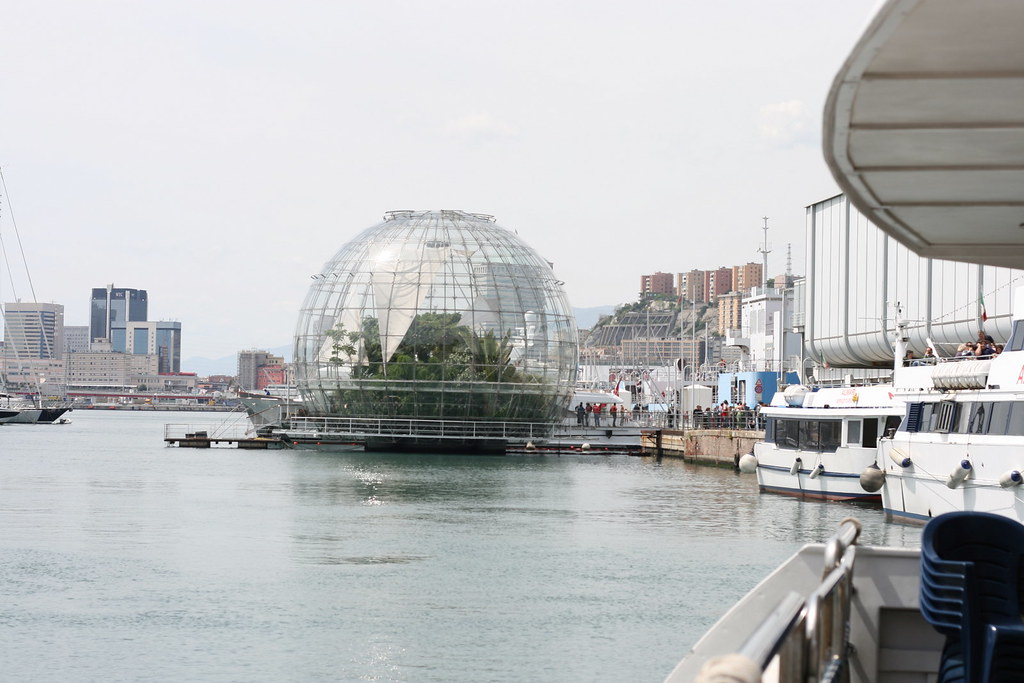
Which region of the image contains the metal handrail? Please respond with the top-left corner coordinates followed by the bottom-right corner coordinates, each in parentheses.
top-left (282, 415), bottom-right (558, 441)
top-left (738, 591), bottom-right (806, 668)
top-left (727, 518), bottom-right (862, 682)
top-left (805, 544), bottom-right (857, 682)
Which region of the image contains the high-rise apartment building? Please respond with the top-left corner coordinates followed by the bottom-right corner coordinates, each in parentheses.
top-left (90, 285), bottom-right (148, 343)
top-left (704, 267), bottom-right (733, 302)
top-left (640, 272), bottom-right (675, 296)
top-left (717, 291), bottom-right (744, 336)
top-left (677, 270), bottom-right (706, 303)
top-left (731, 262), bottom-right (764, 295)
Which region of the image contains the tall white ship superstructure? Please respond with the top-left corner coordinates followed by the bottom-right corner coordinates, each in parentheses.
top-left (877, 292), bottom-right (1024, 523)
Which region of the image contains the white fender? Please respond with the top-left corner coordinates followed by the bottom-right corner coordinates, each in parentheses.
top-left (889, 447), bottom-right (912, 468)
top-left (809, 463), bottom-right (825, 479)
top-left (525, 441), bottom-right (536, 451)
top-left (581, 443), bottom-right (591, 451)
top-left (859, 463), bottom-right (885, 493)
top-left (999, 470), bottom-right (1022, 488)
top-left (789, 457), bottom-right (802, 475)
top-left (946, 459), bottom-right (972, 489)
top-left (738, 453), bottom-right (758, 474)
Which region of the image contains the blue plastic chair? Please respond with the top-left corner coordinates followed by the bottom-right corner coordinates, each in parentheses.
top-left (920, 511), bottom-right (1024, 682)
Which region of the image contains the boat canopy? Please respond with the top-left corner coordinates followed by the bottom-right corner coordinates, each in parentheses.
top-left (823, 0), bottom-right (1024, 268)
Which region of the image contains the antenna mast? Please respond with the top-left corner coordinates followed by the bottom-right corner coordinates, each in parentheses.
top-left (758, 217), bottom-right (772, 288)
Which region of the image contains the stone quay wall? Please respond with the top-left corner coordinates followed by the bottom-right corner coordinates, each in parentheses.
top-left (642, 428), bottom-right (763, 467)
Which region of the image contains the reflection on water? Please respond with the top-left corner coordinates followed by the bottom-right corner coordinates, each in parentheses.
top-left (0, 412), bottom-right (921, 682)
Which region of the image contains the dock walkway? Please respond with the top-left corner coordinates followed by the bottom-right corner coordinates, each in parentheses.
top-left (164, 424), bottom-right (287, 449)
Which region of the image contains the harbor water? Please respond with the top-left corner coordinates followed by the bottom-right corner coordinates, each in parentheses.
top-left (1, 411), bottom-right (921, 682)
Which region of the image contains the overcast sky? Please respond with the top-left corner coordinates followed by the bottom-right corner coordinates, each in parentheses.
top-left (0, 0), bottom-right (880, 361)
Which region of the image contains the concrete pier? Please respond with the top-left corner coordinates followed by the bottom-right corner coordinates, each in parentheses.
top-left (642, 428), bottom-right (763, 467)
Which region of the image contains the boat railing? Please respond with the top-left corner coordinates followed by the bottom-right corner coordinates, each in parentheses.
top-left (165, 423), bottom-right (259, 441)
top-left (283, 415), bottom-right (557, 441)
top-left (718, 518), bottom-right (862, 683)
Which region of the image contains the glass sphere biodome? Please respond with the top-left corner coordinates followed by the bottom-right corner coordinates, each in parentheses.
top-left (294, 210), bottom-right (578, 425)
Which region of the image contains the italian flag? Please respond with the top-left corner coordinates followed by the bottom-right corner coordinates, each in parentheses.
top-left (980, 291), bottom-right (988, 323)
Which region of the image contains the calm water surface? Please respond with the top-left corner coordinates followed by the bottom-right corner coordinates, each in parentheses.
top-left (0, 411), bottom-right (921, 682)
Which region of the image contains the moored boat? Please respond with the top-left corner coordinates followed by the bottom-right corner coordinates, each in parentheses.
top-left (865, 286), bottom-right (1024, 524)
top-left (0, 394), bottom-right (72, 425)
top-left (744, 384), bottom-right (904, 503)
top-left (238, 384), bottom-right (303, 431)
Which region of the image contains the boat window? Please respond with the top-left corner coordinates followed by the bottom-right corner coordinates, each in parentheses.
top-left (968, 403), bottom-right (990, 434)
top-left (1008, 319), bottom-right (1024, 352)
top-left (778, 419), bottom-right (799, 449)
top-left (819, 421), bottom-right (841, 452)
top-left (884, 415), bottom-right (902, 437)
top-left (774, 418), bottom-right (841, 451)
top-left (988, 402), bottom-right (1011, 436)
top-left (956, 402), bottom-right (974, 434)
top-left (846, 419), bottom-right (861, 447)
top-left (799, 420), bottom-right (819, 452)
top-left (1008, 404), bottom-right (1024, 436)
top-left (863, 417), bottom-right (880, 446)
top-left (764, 417), bottom-right (776, 443)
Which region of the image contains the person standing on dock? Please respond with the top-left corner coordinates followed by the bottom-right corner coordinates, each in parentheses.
top-left (576, 402), bottom-right (586, 426)
top-left (592, 403), bottom-right (602, 427)
top-left (610, 403), bottom-right (617, 427)
top-left (584, 403), bottom-right (592, 427)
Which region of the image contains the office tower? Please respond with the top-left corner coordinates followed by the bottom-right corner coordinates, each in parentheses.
top-left (90, 285), bottom-right (148, 344)
top-left (111, 321), bottom-right (182, 373)
top-left (3, 302), bottom-right (64, 360)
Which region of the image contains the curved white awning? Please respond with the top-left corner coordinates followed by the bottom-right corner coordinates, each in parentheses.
top-left (823, 0), bottom-right (1024, 268)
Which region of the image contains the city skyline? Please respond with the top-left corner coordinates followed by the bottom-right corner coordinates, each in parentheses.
top-left (0, 1), bottom-right (880, 360)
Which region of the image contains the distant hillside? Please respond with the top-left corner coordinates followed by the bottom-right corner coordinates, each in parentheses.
top-left (183, 308), bottom-right (615, 377)
top-left (574, 305), bottom-right (616, 329)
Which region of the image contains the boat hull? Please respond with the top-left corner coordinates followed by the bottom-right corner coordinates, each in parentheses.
top-left (880, 438), bottom-right (1024, 524)
top-left (0, 406), bottom-right (71, 424)
top-left (754, 444), bottom-right (882, 504)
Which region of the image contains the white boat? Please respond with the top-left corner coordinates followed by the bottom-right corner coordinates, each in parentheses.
top-left (876, 298), bottom-right (1024, 523)
top-left (238, 385), bottom-right (303, 430)
top-left (0, 394), bottom-right (72, 425)
top-left (745, 385), bottom-right (905, 503)
top-left (666, 512), bottom-right (1024, 682)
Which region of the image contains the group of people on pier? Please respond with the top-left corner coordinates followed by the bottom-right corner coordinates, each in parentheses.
top-left (575, 402), bottom-right (622, 427)
top-left (690, 402), bottom-right (765, 430)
